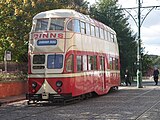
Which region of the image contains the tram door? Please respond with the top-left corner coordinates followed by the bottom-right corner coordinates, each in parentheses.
top-left (100, 56), bottom-right (106, 91)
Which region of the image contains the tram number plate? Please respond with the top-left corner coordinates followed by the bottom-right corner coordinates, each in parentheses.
top-left (42, 92), bottom-right (49, 99)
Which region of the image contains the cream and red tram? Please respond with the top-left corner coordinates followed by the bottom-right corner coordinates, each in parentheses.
top-left (26, 9), bottom-right (120, 103)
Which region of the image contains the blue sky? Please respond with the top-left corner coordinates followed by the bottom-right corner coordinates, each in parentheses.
top-left (87, 0), bottom-right (160, 55)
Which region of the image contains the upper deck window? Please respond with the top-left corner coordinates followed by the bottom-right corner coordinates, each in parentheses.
top-left (50, 18), bottom-right (65, 30)
top-left (67, 19), bottom-right (80, 33)
top-left (35, 19), bottom-right (49, 31)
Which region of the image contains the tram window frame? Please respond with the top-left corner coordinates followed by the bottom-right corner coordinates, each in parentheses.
top-left (95, 27), bottom-right (100, 38)
top-left (91, 25), bottom-right (95, 37)
top-left (77, 56), bottom-right (82, 72)
top-left (80, 21), bottom-right (86, 34)
top-left (66, 54), bottom-right (74, 72)
top-left (86, 23), bottom-right (90, 36)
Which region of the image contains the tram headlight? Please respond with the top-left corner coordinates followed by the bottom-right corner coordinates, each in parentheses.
top-left (56, 81), bottom-right (63, 87)
top-left (32, 82), bottom-right (37, 89)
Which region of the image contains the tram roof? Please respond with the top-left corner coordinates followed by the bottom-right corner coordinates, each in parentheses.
top-left (33, 9), bottom-right (115, 34)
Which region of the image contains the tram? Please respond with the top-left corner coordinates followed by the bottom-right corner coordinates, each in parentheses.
top-left (26, 9), bottom-right (120, 103)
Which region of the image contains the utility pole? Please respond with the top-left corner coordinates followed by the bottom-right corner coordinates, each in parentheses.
top-left (137, 0), bottom-right (143, 88)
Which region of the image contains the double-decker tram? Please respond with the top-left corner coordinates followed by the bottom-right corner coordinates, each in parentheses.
top-left (26, 9), bottom-right (120, 104)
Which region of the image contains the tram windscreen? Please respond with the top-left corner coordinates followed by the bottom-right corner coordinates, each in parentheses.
top-left (33, 55), bottom-right (45, 64)
top-left (35, 18), bottom-right (65, 31)
top-left (35, 19), bottom-right (49, 31)
top-left (47, 54), bottom-right (63, 69)
top-left (50, 18), bottom-right (65, 30)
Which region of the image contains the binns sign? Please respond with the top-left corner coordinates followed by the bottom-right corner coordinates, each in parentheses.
top-left (33, 32), bottom-right (64, 40)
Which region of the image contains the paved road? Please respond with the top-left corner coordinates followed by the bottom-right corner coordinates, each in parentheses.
top-left (0, 80), bottom-right (160, 120)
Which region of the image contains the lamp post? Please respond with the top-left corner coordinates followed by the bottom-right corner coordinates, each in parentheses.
top-left (137, 0), bottom-right (143, 88)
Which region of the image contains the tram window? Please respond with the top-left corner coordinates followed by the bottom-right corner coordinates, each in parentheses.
top-left (33, 55), bottom-right (45, 64)
top-left (93, 56), bottom-right (97, 70)
top-left (100, 56), bottom-right (105, 70)
top-left (108, 32), bottom-right (111, 41)
top-left (109, 57), bottom-right (113, 69)
top-left (67, 19), bottom-right (81, 33)
top-left (115, 58), bottom-right (119, 70)
top-left (50, 18), bottom-right (65, 30)
top-left (88, 56), bottom-right (93, 70)
top-left (77, 56), bottom-right (82, 72)
top-left (104, 30), bottom-right (107, 40)
top-left (73, 20), bottom-right (80, 33)
top-left (114, 35), bottom-right (117, 43)
top-left (91, 25), bottom-right (95, 36)
top-left (35, 19), bottom-right (49, 31)
top-left (47, 54), bottom-right (63, 69)
top-left (83, 55), bottom-right (87, 71)
top-left (95, 27), bottom-right (100, 38)
top-left (67, 20), bottom-right (72, 31)
top-left (111, 33), bottom-right (114, 42)
top-left (112, 57), bottom-right (115, 70)
top-left (80, 21), bottom-right (86, 34)
top-left (66, 55), bottom-right (73, 72)
top-left (86, 23), bottom-right (90, 35)
top-left (100, 28), bottom-right (104, 39)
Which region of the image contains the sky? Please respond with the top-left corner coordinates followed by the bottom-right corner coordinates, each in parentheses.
top-left (87, 0), bottom-right (160, 55)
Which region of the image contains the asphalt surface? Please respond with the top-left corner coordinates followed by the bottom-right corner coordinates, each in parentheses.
top-left (1, 80), bottom-right (160, 120)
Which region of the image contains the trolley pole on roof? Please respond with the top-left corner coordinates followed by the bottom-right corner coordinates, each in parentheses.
top-left (137, 0), bottom-right (143, 88)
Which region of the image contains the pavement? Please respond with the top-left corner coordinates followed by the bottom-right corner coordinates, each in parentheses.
top-left (0, 94), bottom-right (26, 106)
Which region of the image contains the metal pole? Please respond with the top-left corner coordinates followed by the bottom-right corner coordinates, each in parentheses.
top-left (4, 50), bottom-right (7, 72)
top-left (137, 0), bottom-right (143, 88)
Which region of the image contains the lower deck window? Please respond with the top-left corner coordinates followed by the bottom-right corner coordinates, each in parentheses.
top-left (77, 56), bottom-right (82, 72)
top-left (47, 54), bottom-right (63, 69)
top-left (33, 55), bottom-right (45, 64)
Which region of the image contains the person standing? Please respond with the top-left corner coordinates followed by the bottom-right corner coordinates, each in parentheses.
top-left (153, 67), bottom-right (159, 85)
top-left (124, 69), bottom-right (131, 86)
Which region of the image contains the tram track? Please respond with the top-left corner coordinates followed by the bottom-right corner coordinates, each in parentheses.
top-left (135, 98), bottom-right (160, 120)
top-left (88, 86), bottom-right (160, 120)
top-left (0, 100), bottom-right (63, 119)
top-left (0, 96), bottom-right (86, 120)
